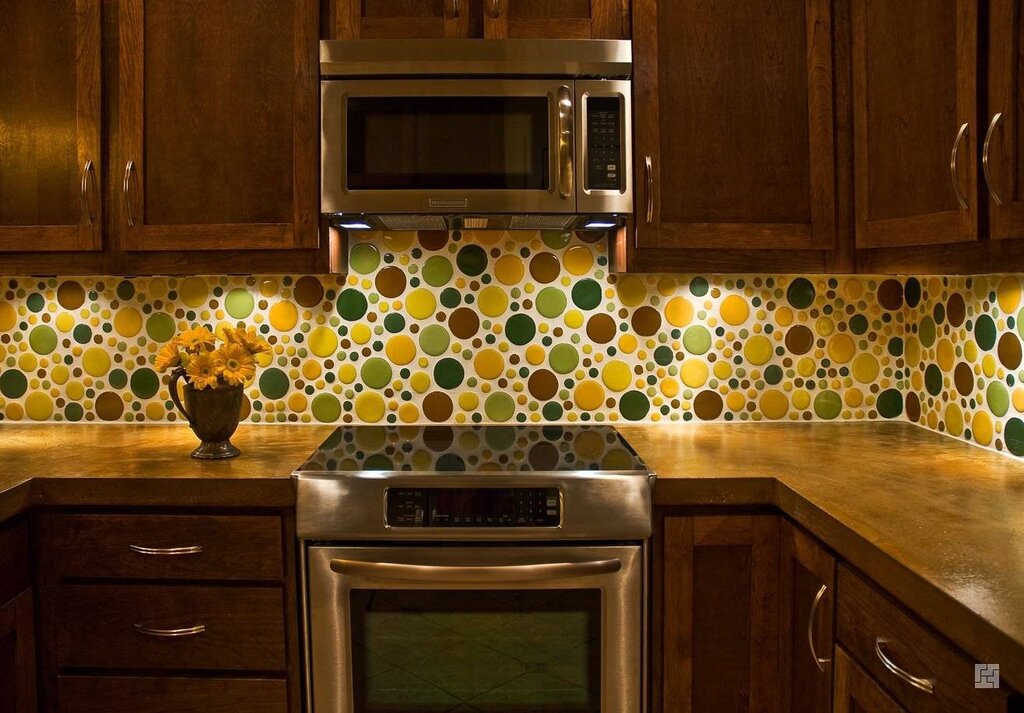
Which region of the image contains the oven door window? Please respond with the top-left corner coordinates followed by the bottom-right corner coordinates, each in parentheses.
top-left (346, 97), bottom-right (551, 191)
top-left (350, 588), bottom-right (600, 712)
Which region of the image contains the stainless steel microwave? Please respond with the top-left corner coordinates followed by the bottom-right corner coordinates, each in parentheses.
top-left (320, 40), bottom-right (633, 231)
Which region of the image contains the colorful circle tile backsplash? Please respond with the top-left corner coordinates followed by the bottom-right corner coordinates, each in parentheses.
top-left (0, 229), bottom-right (912, 431)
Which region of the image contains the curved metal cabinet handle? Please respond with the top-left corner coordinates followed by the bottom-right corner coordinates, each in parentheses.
top-left (122, 160), bottom-right (136, 227)
top-left (488, 0), bottom-right (501, 18)
top-left (80, 160), bottom-right (97, 226)
top-left (875, 637), bottom-right (936, 694)
top-left (644, 155), bottom-right (654, 224)
top-left (133, 623), bottom-right (206, 638)
top-left (983, 113), bottom-right (1004, 206)
top-left (807, 584), bottom-right (831, 672)
top-left (330, 557), bottom-right (621, 585)
top-left (448, 0), bottom-right (460, 18)
top-left (556, 85), bottom-right (574, 201)
top-left (949, 122), bottom-right (970, 211)
top-left (129, 544), bottom-right (203, 556)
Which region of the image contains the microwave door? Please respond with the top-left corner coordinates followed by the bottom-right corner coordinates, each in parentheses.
top-left (321, 79), bottom-right (576, 215)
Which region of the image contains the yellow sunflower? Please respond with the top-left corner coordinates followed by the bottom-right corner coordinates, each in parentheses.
top-left (227, 326), bottom-right (271, 355)
top-left (212, 343), bottom-right (256, 386)
top-left (178, 326), bottom-right (216, 354)
top-left (185, 352), bottom-right (219, 390)
top-left (154, 341), bottom-right (182, 372)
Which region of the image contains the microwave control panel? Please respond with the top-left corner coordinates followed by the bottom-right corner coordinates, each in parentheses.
top-left (386, 487), bottom-right (561, 528)
top-left (585, 96), bottom-right (623, 191)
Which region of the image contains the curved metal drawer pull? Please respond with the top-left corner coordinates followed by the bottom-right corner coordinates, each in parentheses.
top-left (80, 160), bottom-right (97, 226)
top-left (331, 558), bottom-right (621, 585)
top-left (807, 584), bottom-right (831, 672)
top-left (133, 623), bottom-right (206, 638)
top-left (488, 0), bottom-right (500, 17)
top-left (122, 160), bottom-right (136, 227)
top-left (875, 637), bottom-right (935, 694)
top-left (983, 113), bottom-right (1004, 206)
top-left (644, 155), bottom-right (654, 223)
top-left (449, 0), bottom-right (460, 18)
top-left (129, 544), bottom-right (203, 556)
top-left (949, 122), bottom-right (970, 211)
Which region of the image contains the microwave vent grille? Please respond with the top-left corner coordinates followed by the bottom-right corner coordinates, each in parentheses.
top-left (509, 215), bottom-right (576, 230)
top-left (378, 215), bottom-right (448, 231)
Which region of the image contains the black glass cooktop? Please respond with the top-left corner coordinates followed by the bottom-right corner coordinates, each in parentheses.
top-left (296, 425), bottom-right (648, 474)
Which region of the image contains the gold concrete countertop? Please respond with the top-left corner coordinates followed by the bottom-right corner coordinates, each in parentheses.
top-left (1, 421), bottom-right (1023, 688)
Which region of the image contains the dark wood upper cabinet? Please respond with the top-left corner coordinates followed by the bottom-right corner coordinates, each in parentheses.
top-left (780, 521), bottom-right (835, 713)
top-left (484, 0), bottom-right (629, 39)
top-left (0, 0), bottom-right (102, 253)
top-left (661, 515), bottom-right (781, 713)
top-left (632, 0), bottom-right (836, 261)
top-left (852, 0), bottom-right (978, 248)
top-left (333, 0), bottom-right (482, 39)
top-left (119, 0), bottom-right (319, 253)
top-left (986, 0), bottom-right (1024, 241)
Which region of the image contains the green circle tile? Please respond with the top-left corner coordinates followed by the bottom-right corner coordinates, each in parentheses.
top-left (145, 313), bottom-right (176, 342)
top-left (312, 394), bottom-right (342, 423)
top-left (619, 390), bottom-right (650, 421)
top-left (259, 368), bottom-right (290, 399)
top-left (456, 245), bottom-right (488, 276)
top-left (987, 382), bottom-right (1010, 417)
top-left (484, 392), bottom-right (515, 422)
top-left (337, 289), bottom-right (368, 320)
top-left (0, 370), bottom-right (28, 398)
top-left (130, 368), bottom-right (160, 399)
top-left (813, 390), bottom-right (842, 420)
top-left (361, 358), bottom-right (393, 389)
top-left (29, 325), bottom-right (57, 355)
top-left (571, 279), bottom-right (601, 310)
top-left (350, 243), bottom-right (381, 274)
top-left (537, 287), bottom-right (567, 318)
top-left (505, 314), bottom-right (536, 346)
top-left (541, 230), bottom-right (571, 249)
top-left (919, 317), bottom-right (937, 348)
top-left (1006, 418), bottom-right (1024, 456)
top-left (434, 358), bottom-right (465, 389)
top-left (786, 278), bottom-right (815, 309)
top-left (689, 277), bottom-right (709, 297)
top-left (422, 256), bottom-right (454, 286)
top-left (225, 288), bottom-right (255, 318)
top-left (975, 314), bottom-right (997, 351)
top-left (876, 388), bottom-right (903, 419)
top-left (419, 325), bottom-right (451, 356)
top-left (682, 325), bottom-right (712, 355)
top-left (549, 344), bottom-right (579, 374)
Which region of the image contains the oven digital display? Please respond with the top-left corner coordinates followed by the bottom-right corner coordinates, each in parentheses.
top-left (386, 488), bottom-right (560, 528)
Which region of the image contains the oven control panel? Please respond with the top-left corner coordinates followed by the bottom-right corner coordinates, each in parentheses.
top-left (585, 96), bottom-right (623, 192)
top-left (386, 488), bottom-right (561, 528)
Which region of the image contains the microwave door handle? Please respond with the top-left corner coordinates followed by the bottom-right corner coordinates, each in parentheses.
top-left (556, 85), bottom-right (574, 201)
top-left (330, 558), bottom-right (621, 585)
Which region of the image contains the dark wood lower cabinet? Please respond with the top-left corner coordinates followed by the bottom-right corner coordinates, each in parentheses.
top-left (834, 646), bottom-right (908, 713)
top-left (779, 521), bottom-right (835, 713)
top-left (0, 589), bottom-right (37, 713)
top-left (660, 514), bottom-right (781, 713)
top-left (57, 677), bottom-right (288, 713)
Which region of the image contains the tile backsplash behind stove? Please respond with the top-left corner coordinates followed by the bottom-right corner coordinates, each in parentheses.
top-left (1, 229), bottom-right (1018, 459)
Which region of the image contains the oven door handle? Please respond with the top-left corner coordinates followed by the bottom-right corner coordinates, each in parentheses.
top-left (330, 557), bottom-right (621, 585)
top-left (556, 84), bottom-right (574, 201)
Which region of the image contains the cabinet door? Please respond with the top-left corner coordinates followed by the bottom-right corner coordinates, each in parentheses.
top-left (0, 590), bottom-right (37, 713)
top-left (0, 0), bottom-right (101, 253)
top-left (852, 0), bottom-right (978, 248)
top-left (987, 0), bottom-right (1024, 240)
top-left (484, 0), bottom-right (628, 39)
top-left (333, 0), bottom-right (480, 38)
top-left (833, 647), bottom-right (907, 713)
top-left (119, 0), bottom-right (319, 252)
top-left (633, 0), bottom-right (836, 253)
top-left (780, 522), bottom-right (835, 713)
top-left (662, 515), bottom-right (780, 713)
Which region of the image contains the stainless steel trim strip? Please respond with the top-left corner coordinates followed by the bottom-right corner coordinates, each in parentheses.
top-left (330, 557), bottom-right (622, 584)
top-left (133, 623), bottom-right (206, 638)
top-left (950, 122), bottom-right (970, 211)
top-left (320, 39), bottom-right (632, 78)
top-left (557, 84), bottom-right (574, 201)
top-left (983, 113), bottom-right (1004, 206)
top-left (874, 637), bottom-right (936, 694)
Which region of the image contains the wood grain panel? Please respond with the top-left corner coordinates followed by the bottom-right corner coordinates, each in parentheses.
top-left (852, 0), bottom-right (977, 247)
top-left (120, 0), bottom-right (319, 251)
top-left (986, 0), bottom-right (1024, 240)
top-left (58, 676), bottom-right (288, 713)
top-left (662, 514), bottom-right (781, 713)
top-left (0, 590), bottom-right (36, 713)
top-left (836, 564), bottom-right (1011, 713)
top-left (56, 584), bottom-right (286, 671)
top-left (48, 513), bottom-right (283, 581)
top-left (0, 0), bottom-right (102, 252)
top-left (833, 647), bottom-right (907, 713)
top-left (0, 517), bottom-right (30, 607)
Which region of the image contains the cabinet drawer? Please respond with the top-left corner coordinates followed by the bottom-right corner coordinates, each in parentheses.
top-left (48, 514), bottom-right (283, 581)
top-left (58, 676), bottom-right (288, 713)
top-left (56, 584), bottom-right (286, 671)
top-left (837, 565), bottom-right (1010, 712)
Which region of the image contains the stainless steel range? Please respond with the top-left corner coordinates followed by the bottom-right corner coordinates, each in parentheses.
top-left (294, 425), bottom-right (654, 713)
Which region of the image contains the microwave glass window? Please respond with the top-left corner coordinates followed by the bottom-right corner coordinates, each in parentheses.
top-left (346, 97), bottom-right (550, 190)
top-left (349, 588), bottom-right (601, 712)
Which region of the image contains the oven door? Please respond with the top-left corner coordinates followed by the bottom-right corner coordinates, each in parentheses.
top-left (307, 544), bottom-right (643, 713)
top-left (321, 79), bottom-right (575, 215)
